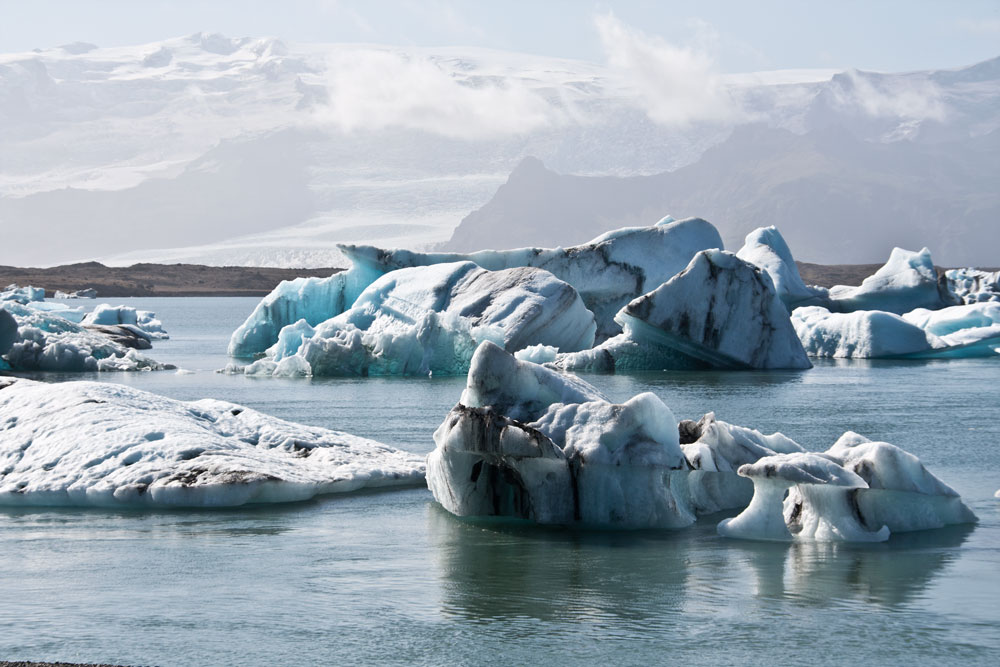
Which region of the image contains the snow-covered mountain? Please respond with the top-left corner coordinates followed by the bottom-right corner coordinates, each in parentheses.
top-left (1, 34), bottom-right (996, 267)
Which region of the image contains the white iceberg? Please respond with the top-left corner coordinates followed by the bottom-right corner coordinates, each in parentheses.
top-left (24, 301), bottom-right (86, 323)
top-left (945, 268), bottom-right (1000, 304)
top-left (736, 226), bottom-right (827, 309)
top-left (82, 304), bottom-right (169, 339)
top-left (827, 247), bottom-right (959, 314)
top-left (53, 288), bottom-right (98, 299)
top-left (792, 305), bottom-right (1000, 359)
top-left (236, 261), bottom-right (596, 377)
top-left (1, 284), bottom-right (45, 304)
top-left (555, 250), bottom-right (811, 371)
top-left (0, 379), bottom-right (425, 507)
top-left (0, 302), bottom-right (170, 372)
top-left (337, 217), bottom-right (724, 343)
top-left (427, 341), bottom-right (694, 528)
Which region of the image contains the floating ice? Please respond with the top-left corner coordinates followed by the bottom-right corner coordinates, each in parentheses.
top-left (945, 268), bottom-right (1000, 304)
top-left (83, 304), bottom-right (169, 339)
top-left (240, 262), bottom-right (596, 377)
top-left (0, 379), bottom-right (424, 507)
top-left (792, 305), bottom-right (1000, 358)
top-left (24, 301), bottom-right (86, 323)
top-left (1, 284), bottom-right (45, 304)
top-left (736, 226), bottom-right (827, 309)
top-left (427, 341), bottom-right (696, 528)
top-left (0, 302), bottom-right (170, 372)
top-left (53, 288), bottom-right (98, 299)
top-left (556, 250), bottom-right (811, 371)
top-left (338, 217), bottom-right (724, 342)
top-left (827, 247), bottom-right (959, 314)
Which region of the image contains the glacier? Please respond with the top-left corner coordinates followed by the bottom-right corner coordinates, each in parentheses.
top-left (0, 378), bottom-right (424, 507)
top-left (555, 250), bottom-right (812, 371)
top-left (0, 301), bottom-right (170, 372)
top-left (230, 262), bottom-right (596, 377)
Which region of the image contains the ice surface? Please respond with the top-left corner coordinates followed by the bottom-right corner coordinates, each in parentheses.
top-left (0, 379), bottom-right (424, 507)
top-left (736, 226), bottom-right (827, 309)
top-left (792, 305), bottom-right (1000, 358)
top-left (827, 247), bottom-right (959, 314)
top-left (0, 302), bottom-right (170, 372)
top-left (556, 250), bottom-right (811, 371)
top-left (25, 301), bottom-right (86, 323)
top-left (945, 268), bottom-right (1000, 304)
top-left (338, 217), bottom-right (724, 342)
top-left (1, 284), bottom-right (45, 304)
top-left (82, 304), bottom-right (169, 339)
top-left (238, 262), bottom-right (596, 377)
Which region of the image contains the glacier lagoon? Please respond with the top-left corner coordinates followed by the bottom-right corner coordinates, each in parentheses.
top-left (2, 296), bottom-right (999, 665)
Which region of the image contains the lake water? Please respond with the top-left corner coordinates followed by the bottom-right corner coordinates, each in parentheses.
top-left (2, 297), bottom-right (999, 665)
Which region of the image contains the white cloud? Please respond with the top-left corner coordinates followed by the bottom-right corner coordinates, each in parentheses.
top-left (313, 48), bottom-right (564, 139)
top-left (834, 70), bottom-right (948, 122)
top-left (593, 12), bottom-right (742, 126)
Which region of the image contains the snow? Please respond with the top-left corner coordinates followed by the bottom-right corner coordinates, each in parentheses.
top-left (735, 226), bottom-right (827, 309)
top-left (232, 262), bottom-right (595, 377)
top-left (556, 250), bottom-right (811, 371)
top-left (0, 379), bottom-right (424, 507)
top-left (337, 217), bottom-right (725, 342)
top-left (827, 247), bottom-right (959, 314)
top-left (82, 304), bottom-right (169, 339)
top-left (0, 301), bottom-right (170, 372)
top-left (792, 305), bottom-right (1000, 359)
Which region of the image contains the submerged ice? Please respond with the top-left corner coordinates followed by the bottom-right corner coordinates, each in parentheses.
top-left (0, 379), bottom-right (424, 507)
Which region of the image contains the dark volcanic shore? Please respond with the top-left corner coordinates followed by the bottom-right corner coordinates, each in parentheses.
top-left (0, 262), bottom-right (343, 297)
top-left (2, 261), bottom-right (995, 298)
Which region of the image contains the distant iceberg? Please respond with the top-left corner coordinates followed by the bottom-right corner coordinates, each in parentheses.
top-left (83, 304), bottom-right (169, 339)
top-left (555, 250), bottom-right (811, 371)
top-left (826, 247), bottom-right (959, 314)
top-left (1, 284), bottom-right (45, 304)
top-left (0, 379), bottom-right (425, 507)
top-left (945, 268), bottom-right (1000, 304)
top-left (736, 226), bottom-right (827, 309)
top-left (228, 261), bottom-right (596, 377)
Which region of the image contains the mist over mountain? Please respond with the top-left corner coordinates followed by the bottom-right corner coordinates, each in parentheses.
top-left (0, 33), bottom-right (997, 267)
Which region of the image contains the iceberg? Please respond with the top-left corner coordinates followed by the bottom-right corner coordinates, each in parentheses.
top-left (53, 288), bottom-right (98, 299)
top-left (945, 268), bottom-right (1000, 304)
top-left (338, 217), bottom-right (724, 342)
top-left (736, 226), bottom-right (827, 309)
top-left (1, 284), bottom-right (45, 304)
top-left (236, 262), bottom-right (596, 377)
top-left (827, 247), bottom-right (959, 314)
top-left (555, 250), bottom-right (811, 371)
top-left (82, 304), bottom-right (169, 339)
top-left (427, 341), bottom-right (695, 528)
top-left (792, 305), bottom-right (1000, 359)
top-left (0, 379), bottom-right (424, 507)
top-left (24, 300), bottom-right (86, 323)
top-left (0, 302), bottom-right (170, 372)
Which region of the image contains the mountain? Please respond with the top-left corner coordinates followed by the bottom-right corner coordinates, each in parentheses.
top-left (444, 124), bottom-right (1000, 265)
top-left (1, 34), bottom-right (997, 267)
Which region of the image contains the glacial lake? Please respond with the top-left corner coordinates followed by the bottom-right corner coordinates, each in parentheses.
top-left (2, 296), bottom-right (999, 666)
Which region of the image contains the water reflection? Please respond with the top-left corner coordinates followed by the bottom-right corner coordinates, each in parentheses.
top-left (430, 507), bottom-right (973, 624)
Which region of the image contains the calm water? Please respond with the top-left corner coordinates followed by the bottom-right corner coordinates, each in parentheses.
top-left (2, 297), bottom-right (999, 666)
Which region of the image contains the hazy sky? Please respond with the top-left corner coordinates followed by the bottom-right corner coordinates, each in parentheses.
top-left (1, 0), bottom-right (998, 72)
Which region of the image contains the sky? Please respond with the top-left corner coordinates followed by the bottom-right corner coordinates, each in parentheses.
top-left (1, 0), bottom-right (999, 73)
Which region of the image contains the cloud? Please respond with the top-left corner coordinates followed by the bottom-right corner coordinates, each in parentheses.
top-left (832, 70), bottom-right (948, 122)
top-left (593, 12), bottom-right (743, 126)
top-left (313, 48), bottom-right (565, 139)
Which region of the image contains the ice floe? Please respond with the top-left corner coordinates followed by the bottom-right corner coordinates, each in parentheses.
top-left (827, 247), bottom-right (959, 314)
top-left (82, 304), bottom-right (169, 339)
top-left (555, 250), bottom-right (811, 371)
top-left (0, 379), bottom-right (424, 507)
top-left (229, 261), bottom-right (596, 377)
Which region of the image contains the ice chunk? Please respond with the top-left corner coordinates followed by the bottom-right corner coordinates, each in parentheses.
top-left (945, 268), bottom-right (1000, 304)
top-left (736, 226), bottom-right (827, 309)
top-left (338, 217), bottom-right (724, 342)
top-left (1, 284), bottom-right (45, 304)
top-left (792, 305), bottom-right (1000, 358)
top-left (902, 303), bottom-right (1000, 346)
top-left (0, 302), bottom-right (170, 372)
top-left (25, 301), bottom-right (86, 323)
top-left (827, 247), bottom-right (959, 314)
top-left (718, 453), bottom-right (890, 542)
top-left (0, 379), bottom-right (424, 508)
top-left (249, 262), bottom-right (595, 377)
top-left (556, 250), bottom-right (811, 371)
top-left (513, 344), bottom-right (558, 364)
top-left (83, 304), bottom-right (169, 339)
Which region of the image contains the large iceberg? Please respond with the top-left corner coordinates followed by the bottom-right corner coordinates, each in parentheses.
top-left (736, 226), bottom-right (827, 309)
top-left (555, 250), bottom-right (811, 371)
top-left (0, 379), bottom-right (425, 507)
top-left (0, 302), bottom-right (169, 372)
top-left (827, 247), bottom-right (959, 314)
top-left (337, 217), bottom-right (724, 342)
top-left (427, 341), bottom-right (695, 528)
top-left (719, 431), bottom-right (975, 542)
top-left (792, 304), bottom-right (1000, 359)
top-left (231, 262), bottom-right (597, 377)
